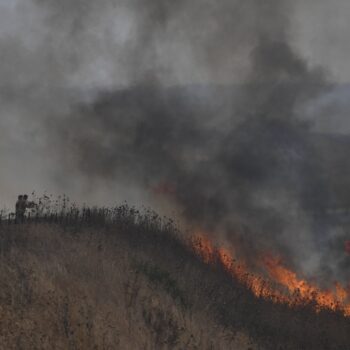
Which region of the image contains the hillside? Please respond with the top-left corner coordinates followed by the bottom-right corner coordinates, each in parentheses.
top-left (0, 208), bottom-right (350, 349)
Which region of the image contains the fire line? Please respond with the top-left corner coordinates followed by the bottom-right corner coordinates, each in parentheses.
top-left (191, 234), bottom-right (350, 317)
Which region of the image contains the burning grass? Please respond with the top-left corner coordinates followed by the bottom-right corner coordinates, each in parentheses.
top-left (1, 201), bottom-right (350, 349)
top-left (191, 234), bottom-right (350, 317)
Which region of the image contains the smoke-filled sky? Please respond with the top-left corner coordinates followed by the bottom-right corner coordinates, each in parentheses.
top-left (1, 0), bottom-right (350, 284)
top-left (0, 0), bottom-right (349, 201)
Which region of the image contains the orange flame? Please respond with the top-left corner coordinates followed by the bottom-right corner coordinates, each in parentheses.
top-left (191, 234), bottom-right (350, 316)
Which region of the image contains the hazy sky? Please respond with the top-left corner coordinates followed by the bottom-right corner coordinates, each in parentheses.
top-left (0, 0), bottom-right (350, 87)
top-left (0, 0), bottom-right (350, 206)
top-left (294, 0), bottom-right (350, 83)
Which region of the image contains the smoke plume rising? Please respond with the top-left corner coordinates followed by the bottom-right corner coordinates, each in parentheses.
top-left (1, 0), bottom-right (350, 286)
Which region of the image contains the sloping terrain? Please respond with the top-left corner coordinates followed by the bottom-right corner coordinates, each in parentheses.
top-left (0, 209), bottom-right (349, 349)
top-left (0, 220), bottom-right (256, 350)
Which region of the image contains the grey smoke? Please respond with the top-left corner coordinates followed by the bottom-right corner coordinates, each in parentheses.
top-left (1, 0), bottom-right (350, 286)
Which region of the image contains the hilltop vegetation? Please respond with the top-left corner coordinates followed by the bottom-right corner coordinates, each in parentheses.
top-left (0, 206), bottom-right (349, 349)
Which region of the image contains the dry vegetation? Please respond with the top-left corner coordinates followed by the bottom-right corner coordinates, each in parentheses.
top-left (0, 206), bottom-right (349, 349)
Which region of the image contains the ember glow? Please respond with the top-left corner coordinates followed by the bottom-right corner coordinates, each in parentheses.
top-left (345, 241), bottom-right (350, 255)
top-left (191, 234), bottom-right (350, 316)
top-left (152, 182), bottom-right (177, 196)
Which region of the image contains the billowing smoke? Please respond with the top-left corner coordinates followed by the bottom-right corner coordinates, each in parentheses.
top-left (1, 0), bottom-right (350, 286)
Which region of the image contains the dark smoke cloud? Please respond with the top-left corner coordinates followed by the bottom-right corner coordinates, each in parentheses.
top-left (55, 45), bottom-right (329, 256)
top-left (50, 42), bottom-right (337, 285)
top-left (1, 0), bottom-right (350, 286)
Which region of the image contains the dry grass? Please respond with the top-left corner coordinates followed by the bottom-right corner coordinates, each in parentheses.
top-left (0, 223), bottom-right (256, 350)
top-left (0, 206), bottom-right (349, 350)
